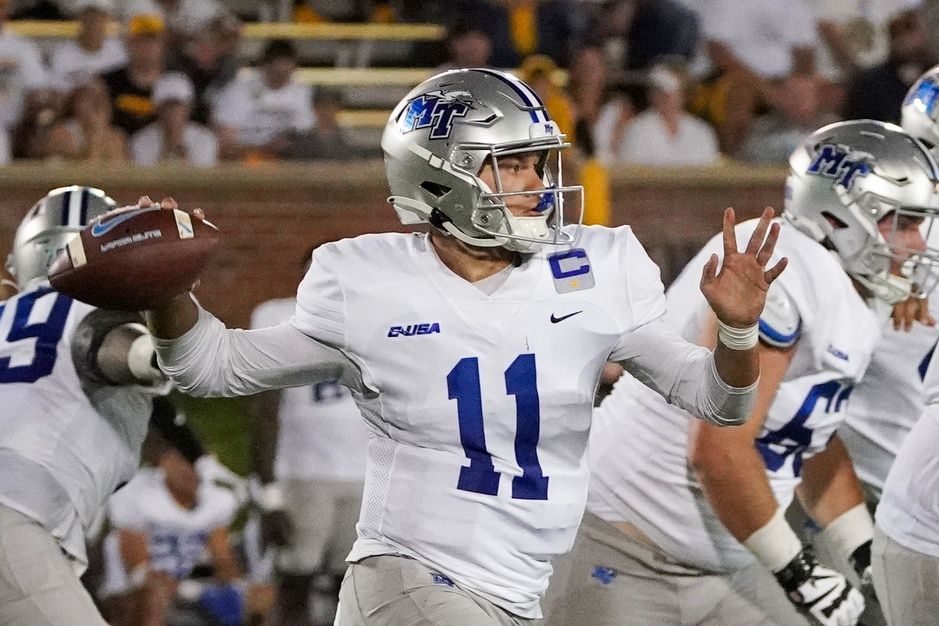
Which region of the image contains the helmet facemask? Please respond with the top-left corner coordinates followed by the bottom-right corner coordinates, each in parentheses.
top-left (383, 68), bottom-right (585, 254)
top-left (852, 206), bottom-right (939, 303)
top-left (460, 136), bottom-right (584, 253)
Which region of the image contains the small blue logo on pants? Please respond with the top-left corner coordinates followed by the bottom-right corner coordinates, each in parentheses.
top-left (592, 566), bottom-right (617, 585)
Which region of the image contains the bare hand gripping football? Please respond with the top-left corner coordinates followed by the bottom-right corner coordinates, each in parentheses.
top-left (48, 196), bottom-right (217, 310)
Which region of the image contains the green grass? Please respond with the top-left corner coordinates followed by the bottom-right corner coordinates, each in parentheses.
top-left (175, 393), bottom-right (253, 477)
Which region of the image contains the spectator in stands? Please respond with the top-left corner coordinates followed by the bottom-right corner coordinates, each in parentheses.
top-left (592, 0), bottom-right (699, 73)
top-left (168, 16), bottom-right (241, 125)
top-left (843, 8), bottom-right (934, 124)
top-left (438, 21), bottom-right (493, 70)
top-left (0, 0), bottom-right (48, 163)
top-left (122, 0), bottom-right (233, 43)
top-left (50, 0), bottom-right (126, 94)
top-left (601, 63), bottom-right (719, 166)
top-left (213, 38), bottom-right (314, 160)
top-left (103, 398), bottom-right (247, 626)
top-left (102, 13), bottom-right (166, 135)
top-left (43, 77), bottom-right (127, 162)
top-left (278, 88), bottom-right (360, 161)
top-left (568, 43), bottom-right (611, 128)
top-left (9, 0), bottom-right (63, 19)
top-left (686, 0), bottom-right (817, 156)
top-left (451, 0), bottom-right (578, 68)
top-left (130, 71), bottom-right (218, 167)
top-left (740, 73), bottom-right (837, 164)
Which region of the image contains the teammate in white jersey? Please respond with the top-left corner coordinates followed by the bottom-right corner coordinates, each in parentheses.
top-left (104, 399), bottom-right (246, 626)
top-left (0, 186), bottom-right (167, 624)
top-left (548, 120), bottom-right (939, 626)
top-left (249, 256), bottom-right (369, 626)
top-left (838, 65), bottom-right (939, 504)
top-left (858, 62), bottom-right (939, 626)
top-left (142, 68), bottom-right (786, 624)
top-left (872, 349), bottom-right (939, 625)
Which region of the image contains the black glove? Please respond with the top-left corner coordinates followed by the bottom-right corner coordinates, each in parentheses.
top-left (774, 546), bottom-right (865, 626)
top-left (260, 509), bottom-right (293, 548)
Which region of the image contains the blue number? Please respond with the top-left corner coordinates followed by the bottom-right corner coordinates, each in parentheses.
top-left (448, 354), bottom-right (548, 500)
top-left (0, 287), bottom-right (72, 383)
top-left (449, 357), bottom-right (500, 496)
top-left (506, 354), bottom-right (548, 500)
top-left (756, 380), bottom-right (852, 476)
top-left (919, 339), bottom-right (938, 381)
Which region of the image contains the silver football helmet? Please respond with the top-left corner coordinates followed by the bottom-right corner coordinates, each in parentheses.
top-left (785, 120), bottom-right (939, 303)
top-left (902, 64), bottom-right (939, 150)
top-left (7, 186), bottom-right (117, 288)
top-left (382, 68), bottom-right (584, 253)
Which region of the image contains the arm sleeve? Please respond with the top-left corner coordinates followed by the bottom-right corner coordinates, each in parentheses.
top-left (153, 303), bottom-right (358, 397)
top-left (614, 319), bottom-right (758, 426)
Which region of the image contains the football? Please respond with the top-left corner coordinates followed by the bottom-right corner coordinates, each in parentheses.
top-left (48, 206), bottom-right (219, 311)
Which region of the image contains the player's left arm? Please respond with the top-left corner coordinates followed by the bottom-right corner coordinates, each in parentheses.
top-left (797, 434), bottom-right (874, 584)
top-left (72, 309), bottom-right (165, 387)
top-left (206, 526), bottom-right (242, 583)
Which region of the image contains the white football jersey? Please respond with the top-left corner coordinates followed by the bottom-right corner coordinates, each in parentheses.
top-left (839, 297), bottom-right (939, 495)
top-left (108, 458), bottom-right (241, 579)
top-left (292, 227), bottom-right (666, 617)
top-left (876, 354), bottom-right (939, 556)
top-left (839, 227), bottom-right (939, 495)
top-left (588, 220), bottom-right (882, 572)
top-left (0, 283), bottom-right (154, 567)
top-left (250, 298), bottom-right (368, 481)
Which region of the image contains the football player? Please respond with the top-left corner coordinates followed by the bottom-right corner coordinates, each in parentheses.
top-left (862, 64), bottom-right (939, 626)
top-left (837, 64), bottom-right (939, 510)
top-left (144, 68), bottom-right (785, 625)
top-left (547, 120), bottom-right (939, 626)
top-left (249, 251), bottom-right (369, 626)
top-left (103, 397), bottom-right (246, 626)
top-left (0, 186), bottom-right (167, 624)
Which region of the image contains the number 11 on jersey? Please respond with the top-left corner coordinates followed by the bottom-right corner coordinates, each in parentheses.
top-left (447, 354), bottom-right (549, 501)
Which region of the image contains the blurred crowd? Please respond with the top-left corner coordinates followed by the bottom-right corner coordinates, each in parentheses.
top-left (2, 0), bottom-right (939, 169)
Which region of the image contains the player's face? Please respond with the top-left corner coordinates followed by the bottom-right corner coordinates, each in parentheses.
top-left (878, 211), bottom-right (928, 275)
top-left (477, 152), bottom-right (546, 217)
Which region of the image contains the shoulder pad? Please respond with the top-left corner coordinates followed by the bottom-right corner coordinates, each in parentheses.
top-left (759, 282), bottom-right (802, 348)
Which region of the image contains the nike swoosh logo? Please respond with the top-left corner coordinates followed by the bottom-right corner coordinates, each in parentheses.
top-left (90, 207), bottom-right (158, 237)
top-left (551, 311), bottom-right (583, 323)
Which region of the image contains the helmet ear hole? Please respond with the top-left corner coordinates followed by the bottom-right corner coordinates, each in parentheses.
top-left (420, 181), bottom-right (452, 198)
top-left (821, 211), bottom-right (849, 229)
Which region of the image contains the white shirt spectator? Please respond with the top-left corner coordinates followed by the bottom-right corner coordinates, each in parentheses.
top-left (213, 70), bottom-right (314, 147)
top-left (699, 0), bottom-right (818, 78)
top-left (808, 0), bottom-right (921, 80)
top-left (0, 29), bottom-right (47, 129)
top-left (130, 71), bottom-right (218, 166)
top-left (49, 38), bottom-right (127, 92)
top-left (597, 107), bottom-right (719, 166)
top-left (130, 123), bottom-right (217, 166)
top-left (121, 0), bottom-right (227, 37)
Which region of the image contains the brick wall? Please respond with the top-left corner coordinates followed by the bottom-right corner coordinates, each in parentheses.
top-left (0, 161), bottom-right (785, 327)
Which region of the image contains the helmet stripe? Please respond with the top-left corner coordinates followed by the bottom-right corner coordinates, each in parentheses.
top-left (79, 187), bottom-right (89, 226)
top-left (59, 190), bottom-right (71, 226)
top-left (475, 68), bottom-right (545, 123)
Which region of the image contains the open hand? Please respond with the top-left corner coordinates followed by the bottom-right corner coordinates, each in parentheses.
top-left (700, 207), bottom-right (788, 328)
top-left (136, 195), bottom-right (206, 221)
top-left (891, 294), bottom-right (935, 331)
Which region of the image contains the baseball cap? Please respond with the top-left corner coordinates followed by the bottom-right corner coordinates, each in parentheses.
top-left (70, 0), bottom-right (114, 15)
top-left (127, 13), bottom-right (165, 37)
top-left (648, 64), bottom-right (683, 93)
top-left (152, 72), bottom-right (194, 106)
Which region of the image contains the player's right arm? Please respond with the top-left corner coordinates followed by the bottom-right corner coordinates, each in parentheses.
top-left (689, 300), bottom-right (865, 626)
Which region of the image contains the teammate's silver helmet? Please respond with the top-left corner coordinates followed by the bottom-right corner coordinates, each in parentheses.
top-left (382, 68), bottom-right (584, 253)
top-left (785, 120), bottom-right (939, 303)
top-left (902, 64), bottom-right (939, 149)
top-left (7, 186), bottom-right (117, 288)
